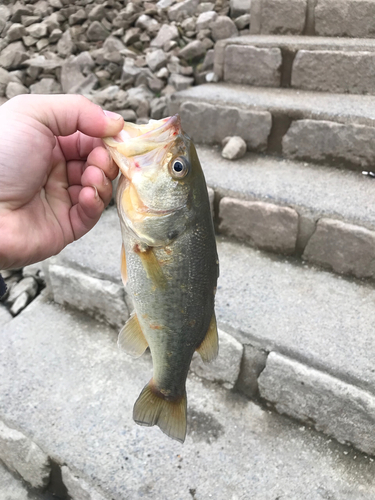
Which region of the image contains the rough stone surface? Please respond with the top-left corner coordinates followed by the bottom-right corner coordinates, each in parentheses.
top-left (260, 0), bottom-right (307, 34)
top-left (146, 49), bottom-right (168, 72)
top-left (303, 218), bottom-right (375, 279)
top-left (236, 345), bottom-right (268, 398)
top-left (48, 264), bottom-right (129, 329)
top-left (292, 50), bottom-right (375, 94)
top-left (57, 29), bottom-right (74, 57)
top-left (178, 101), bottom-right (272, 151)
top-left (224, 45), bottom-right (281, 86)
top-left (0, 304), bottom-right (12, 325)
top-left (26, 22), bottom-right (48, 39)
top-left (5, 81), bottom-right (29, 99)
top-left (10, 292), bottom-right (30, 316)
top-left (61, 466), bottom-right (106, 500)
top-left (211, 16), bottom-right (238, 41)
top-left (282, 119), bottom-right (375, 170)
top-left (196, 11), bottom-right (217, 31)
top-left (219, 198), bottom-right (299, 254)
top-left (179, 40), bottom-right (206, 60)
top-left (2, 298), bottom-right (375, 498)
top-left (86, 21), bottom-right (110, 42)
top-left (221, 135), bottom-right (247, 159)
top-left (168, 73), bottom-right (194, 91)
top-left (6, 277), bottom-right (38, 304)
top-left (0, 420), bottom-right (50, 489)
top-left (150, 24), bottom-right (179, 48)
top-left (168, 0), bottom-right (199, 22)
top-left (0, 462), bottom-right (45, 500)
top-left (190, 329), bottom-right (243, 389)
top-left (230, 0), bottom-right (251, 18)
top-left (6, 24), bottom-right (27, 42)
top-left (315, 0), bottom-right (375, 38)
top-left (259, 352), bottom-right (375, 455)
top-left (29, 78), bottom-right (62, 94)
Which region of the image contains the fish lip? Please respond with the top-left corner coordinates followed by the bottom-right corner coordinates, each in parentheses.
top-left (103, 114), bottom-right (181, 148)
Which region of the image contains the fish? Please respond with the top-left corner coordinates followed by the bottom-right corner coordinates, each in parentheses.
top-left (103, 115), bottom-right (219, 443)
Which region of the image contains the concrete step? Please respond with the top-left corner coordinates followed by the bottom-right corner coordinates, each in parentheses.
top-left (169, 82), bottom-right (375, 171)
top-left (42, 207), bottom-right (375, 456)
top-left (1, 297), bottom-right (375, 499)
top-left (197, 145), bottom-right (375, 282)
top-left (0, 461), bottom-right (51, 500)
top-left (251, 0), bottom-right (375, 39)
top-left (215, 35), bottom-right (375, 95)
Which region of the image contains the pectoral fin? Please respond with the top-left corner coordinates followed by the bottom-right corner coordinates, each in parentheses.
top-left (121, 244), bottom-right (128, 286)
top-left (118, 313), bottom-right (148, 358)
top-left (136, 246), bottom-right (167, 290)
top-left (196, 313), bottom-right (219, 363)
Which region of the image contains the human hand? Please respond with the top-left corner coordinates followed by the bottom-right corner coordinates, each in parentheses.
top-left (0, 94), bottom-right (124, 270)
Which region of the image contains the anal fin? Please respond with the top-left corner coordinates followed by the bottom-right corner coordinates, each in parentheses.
top-left (133, 381), bottom-right (187, 443)
top-left (196, 313), bottom-right (219, 363)
top-left (118, 313), bottom-right (148, 358)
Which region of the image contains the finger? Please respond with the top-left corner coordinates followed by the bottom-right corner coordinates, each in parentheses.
top-left (87, 146), bottom-right (118, 181)
top-left (66, 160), bottom-right (85, 186)
top-left (66, 148), bottom-right (116, 191)
top-left (68, 185), bottom-right (82, 206)
top-left (81, 165), bottom-right (112, 207)
top-left (70, 186), bottom-right (104, 240)
top-left (58, 133), bottom-right (104, 161)
top-left (3, 94), bottom-right (124, 139)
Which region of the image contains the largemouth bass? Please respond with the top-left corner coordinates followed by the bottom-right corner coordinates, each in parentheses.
top-left (103, 115), bottom-right (219, 443)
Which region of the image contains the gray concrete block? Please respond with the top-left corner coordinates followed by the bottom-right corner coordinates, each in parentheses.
top-left (223, 45), bottom-right (282, 87)
top-left (0, 420), bottom-right (50, 489)
top-left (292, 50), bottom-right (375, 94)
top-left (261, 0), bottom-right (307, 34)
top-left (303, 218), bottom-right (375, 279)
top-left (236, 345), bottom-right (268, 398)
top-left (61, 466), bottom-right (106, 500)
top-left (282, 119), bottom-right (375, 170)
top-left (315, 0), bottom-right (375, 38)
top-left (48, 264), bottom-right (129, 330)
top-left (259, 352), bottom-right (375, 455)
top-left (219, 197), bottom-right (299, 254)
top-left (179, 101), bottom-right (272, 151)
top-left (190, 329), bottom-right (243, 389)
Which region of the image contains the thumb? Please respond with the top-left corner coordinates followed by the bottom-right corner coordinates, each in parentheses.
top-left (2, 94), bottom-right (124, 138)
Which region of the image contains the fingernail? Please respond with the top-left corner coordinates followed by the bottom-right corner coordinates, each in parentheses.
top-left (92, 186), bottom-right (99, 199)
top-left (102, 170), bottom-right (109, 186)
top-left (104, 110), bottom-right (123, 121)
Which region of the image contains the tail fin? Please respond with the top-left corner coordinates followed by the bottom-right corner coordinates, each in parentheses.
top-left (133, 381), bottom-right (187, 443)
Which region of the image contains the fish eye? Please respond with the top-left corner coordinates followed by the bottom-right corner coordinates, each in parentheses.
top-left (170, 157), bottom-right (190, 179)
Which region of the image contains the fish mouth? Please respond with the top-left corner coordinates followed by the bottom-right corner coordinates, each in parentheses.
top-left (103, 115), bottom-right (182, 159)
